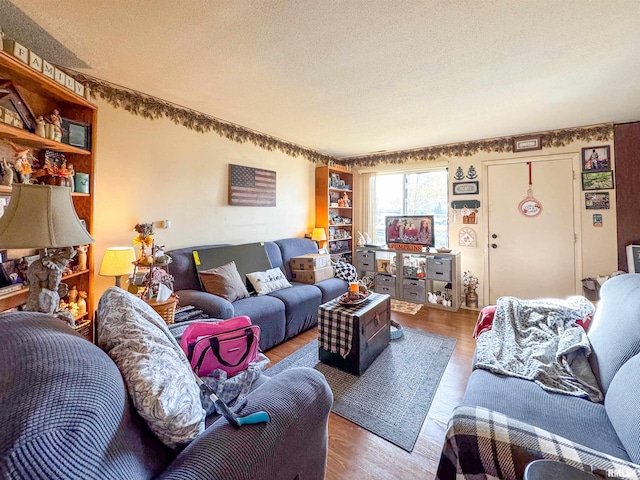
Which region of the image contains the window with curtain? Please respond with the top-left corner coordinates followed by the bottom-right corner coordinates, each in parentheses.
top-left (373, 170), bottom-right (449, 246)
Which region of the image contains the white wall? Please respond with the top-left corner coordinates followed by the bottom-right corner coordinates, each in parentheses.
top-left (93, 100), bottom-right (316, 299)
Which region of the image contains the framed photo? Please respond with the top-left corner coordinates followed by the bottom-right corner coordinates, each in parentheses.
top-left (0, 81), bottom-right (36, 131)
top-left (582, 146), bottom-right (610, 172)
top-left (452, 181), bottom-right (479, 195)
top-left (585, 192), bottom-right (610, 210)
top-left (61, 118), bottom-right (91, 150)
top-left (513, 135), bottom-right (542, 152)
top-left (376, 259), bottom-right (389, 273)
top-left (582, 171), bottom-right (614, 190)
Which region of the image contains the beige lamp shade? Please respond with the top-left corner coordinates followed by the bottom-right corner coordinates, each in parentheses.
top-left (0, 184), bottom-right (94, 248)
top-left (99, 247), bottom-right (136, 277)
top-left (311, 228), bottom-right (327, 242)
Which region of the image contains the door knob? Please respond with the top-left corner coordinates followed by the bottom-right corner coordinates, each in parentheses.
top-left (491, 243), bottom-right (498, 249)
top-left (491, 234), bottom-right (498, 239)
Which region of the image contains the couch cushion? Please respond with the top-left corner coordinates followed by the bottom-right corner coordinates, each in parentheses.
top-left (605, 352), bottom-right (640, 464)
top-left (588, 274), bottom-right (640, 393)
top-left (232, 295), bottom-right (287, 350)
top-left (199, 261), bottom-right (250, 302)
top-left (247, 267), bottom-right (292, 295)
top-left (462, 369), bottom-right (629, 460)
top-left (97, 287), bottom-right (205, 449)
top-left (314, 277), bottom-right (349, 303)
top-left (269, 284), bottom-right (322, 339)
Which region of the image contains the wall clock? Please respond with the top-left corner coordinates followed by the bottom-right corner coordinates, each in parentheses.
top-left (459, 227), bottom-right (477, 247)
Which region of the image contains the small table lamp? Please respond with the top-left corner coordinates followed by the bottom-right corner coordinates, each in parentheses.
top-left (99, 247), bottom-right (136, 287)
top-left (311, 227), bottom-right (327, 250)
top-left (0, 184), bottom-right (95, 316)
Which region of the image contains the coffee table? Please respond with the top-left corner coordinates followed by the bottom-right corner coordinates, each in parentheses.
top-left (318, 292), bottom-right (391, 375)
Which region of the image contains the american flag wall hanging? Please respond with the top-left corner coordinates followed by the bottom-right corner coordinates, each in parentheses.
top-left (228, 164), bottom-right (277, 206)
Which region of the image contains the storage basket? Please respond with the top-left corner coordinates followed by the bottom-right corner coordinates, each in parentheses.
top-left (145, 295), bottom-right (178, 324)
top-left (74, 319), bottom-right (92, 341)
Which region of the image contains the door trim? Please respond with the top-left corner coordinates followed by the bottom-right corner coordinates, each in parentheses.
top-left (481, 153), bottom-right (583, 306)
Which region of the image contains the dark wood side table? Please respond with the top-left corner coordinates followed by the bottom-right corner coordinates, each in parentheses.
top-left (318, 293), bottom-right (390, 375)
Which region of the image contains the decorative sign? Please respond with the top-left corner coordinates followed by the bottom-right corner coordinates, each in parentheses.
top-left (387, 242), bottom-right (423, 252)
top-left (513, 135), bottom-right (542, 152)
top-left (228, 164), bottom-right (276, 206)
top-left (519, 162), bottom-right (542, 217)
top-left (593, 214), bottom-right (603, 227)
top-left (458, 227), bottom-right (477, 247)
top-left (452, 181), bottom-right (479, 195)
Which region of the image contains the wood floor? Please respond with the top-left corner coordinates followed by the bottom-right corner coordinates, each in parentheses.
top-left (265, 305), bottom-right (478, 480)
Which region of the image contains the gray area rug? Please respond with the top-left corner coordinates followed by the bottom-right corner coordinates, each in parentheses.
top-left (264, 328), bottom-right (456, 452)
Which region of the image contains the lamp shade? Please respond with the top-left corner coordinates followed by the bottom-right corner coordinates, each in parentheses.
top-left (99, 247), bottom-right (136, 277)
top-left (311, 228), bottom-right (327, 241)
top-left (0, 184), bottom-right (94, 248)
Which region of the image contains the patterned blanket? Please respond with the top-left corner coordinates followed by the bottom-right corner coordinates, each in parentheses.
top-left (475, 296), bottom-right (601, 402)
top-left (437, 406), bottom-right (640, 480)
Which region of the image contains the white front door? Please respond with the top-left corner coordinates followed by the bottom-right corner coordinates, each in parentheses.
top-left (487, 158), bottom-right (577, 303)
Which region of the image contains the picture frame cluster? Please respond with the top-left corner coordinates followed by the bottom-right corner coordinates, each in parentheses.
top-left (581, 145), bottom-right (613, 211)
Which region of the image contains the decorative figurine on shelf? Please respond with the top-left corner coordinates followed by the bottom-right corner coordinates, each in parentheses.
top-left (133, 223), bottom-right (154, 263)
top-left (75, 244), bottom-right (88, 271)
top-left (5, 140), bottom-right (36, 184)
top-left (77, 291), bottom-right (87, 315)
top-left (25, 246), bottom-right (76, 325)
top-left (35, 115), bottom-right (47, 138)
top-left (67, 163), bottom-right (75, 191)
top-left (1, 157), bottom-right (13, 186)
top-left (357, 231), bottom-right (366, 247)
top-left (47, 109), bottom-right (63, 142)
top-left (67, 285), bottom-right (78, 304)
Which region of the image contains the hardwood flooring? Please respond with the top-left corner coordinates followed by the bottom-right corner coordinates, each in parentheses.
top-left (264, 305), bottom-right (478, 480)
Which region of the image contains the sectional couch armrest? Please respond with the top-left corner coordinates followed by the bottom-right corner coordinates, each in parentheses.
top-left (436, 406), bottom-right (640, 480)
top-left (175, 290), bottom-right (234, 319)
top-left (160, 367), bottom-right (333, 480)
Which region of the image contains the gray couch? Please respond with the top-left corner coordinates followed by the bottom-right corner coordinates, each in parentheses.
top-left (168, 238), bottom-right (349, 351)
top-left (0, 311), bottom-right (333, 479)
top-left (437, 273), bottom-right (640, 478)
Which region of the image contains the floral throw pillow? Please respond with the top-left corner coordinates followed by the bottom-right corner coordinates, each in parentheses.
top-left (246, 267), bottom-right (292, 295)
top-left (97, 287), bottom-right (205, 449)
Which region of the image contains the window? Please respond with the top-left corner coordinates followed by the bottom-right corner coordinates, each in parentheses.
top-left (374, 170), bottom-right (448, 246)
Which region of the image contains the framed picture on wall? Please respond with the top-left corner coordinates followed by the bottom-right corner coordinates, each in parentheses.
top-left (585, 192), bottom-right (610, 210)
top-left (582, 171), bottom-right (614, 190)
top-left (582, 146), bottom-right (610, 172)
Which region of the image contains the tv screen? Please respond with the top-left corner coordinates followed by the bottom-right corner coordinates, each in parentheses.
top-left (385, 215), bottom-right (434, 247)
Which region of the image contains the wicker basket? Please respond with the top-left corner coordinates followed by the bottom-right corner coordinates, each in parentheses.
top-left (145, 295), bottom-right (178, 324)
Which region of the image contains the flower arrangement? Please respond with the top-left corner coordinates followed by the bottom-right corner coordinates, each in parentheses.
top-left (133, 223), bottom-right (154, 262)
top-left (463, 270), bottom-right (479, 291)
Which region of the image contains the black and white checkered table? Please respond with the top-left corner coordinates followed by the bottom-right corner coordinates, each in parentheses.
top-left (318, 292), bottom-right (389, 358)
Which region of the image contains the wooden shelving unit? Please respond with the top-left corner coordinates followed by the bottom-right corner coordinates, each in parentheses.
top-left (0, 50), bottom-right (96, 342)
top-left (315, 165), bottom-right (355, 263)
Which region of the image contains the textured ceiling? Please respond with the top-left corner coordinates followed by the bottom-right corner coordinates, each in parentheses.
top-left (4, 0), bottom-right (640, 158)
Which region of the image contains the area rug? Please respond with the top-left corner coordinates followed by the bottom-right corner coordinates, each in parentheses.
top-left (264, 328), bottom-right (456, 452)
top-left (390, 298), bottom-right (423, 315)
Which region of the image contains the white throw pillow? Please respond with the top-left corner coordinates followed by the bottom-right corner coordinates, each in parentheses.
top-left (246, 267), bottom-right (292, 295)
top-left (97, 287), bottom-right (205, 449)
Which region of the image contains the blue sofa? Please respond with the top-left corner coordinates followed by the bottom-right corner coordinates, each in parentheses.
top-left (168, 238), bottom-right (349, 351)
top-left (0, 311), bottom-right (333, 479)
top-left (437, 274), bottom-right (640, 479)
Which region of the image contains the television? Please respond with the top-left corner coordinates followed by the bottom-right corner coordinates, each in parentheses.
top-left (385, 215), bottom-right (435, 247)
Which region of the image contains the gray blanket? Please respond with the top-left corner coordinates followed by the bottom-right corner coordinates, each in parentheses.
top-left (475, 296), bottom-right (602, 402)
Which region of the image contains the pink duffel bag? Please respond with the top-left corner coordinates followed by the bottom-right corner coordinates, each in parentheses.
top-left (180, 316), bottom-right (261, 377)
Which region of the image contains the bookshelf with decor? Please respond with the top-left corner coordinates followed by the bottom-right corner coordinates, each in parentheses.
top-left (315, 164), bottom-right (354, 264)
top-left (0, 49), bottom-right (96, 341)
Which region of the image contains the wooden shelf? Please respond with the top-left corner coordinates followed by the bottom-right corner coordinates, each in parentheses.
top-left (329, 187), bottom-right (353, 193)
top-left (0, 122), bottom-right (91, 155)
top-left (0, 50), bottom-right (95, 110)
top-left (331, 223), bottom-right (353, 227)
top-left (329, 237), bottom-right (353, 242)
top-left (0, 185), bottom-right (90, 196)
top-left (329, 206), bottom-right (352, 210)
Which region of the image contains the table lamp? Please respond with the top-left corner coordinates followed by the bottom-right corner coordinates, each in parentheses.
top-left (0, 184), bottom-right (95, 317)
top-left (311, 227), bottom-right (327, 250)
top-left (99, 247), bottom-right (136, 287)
